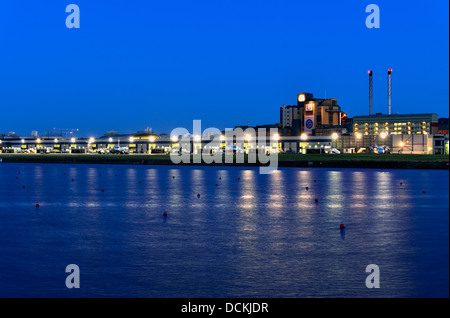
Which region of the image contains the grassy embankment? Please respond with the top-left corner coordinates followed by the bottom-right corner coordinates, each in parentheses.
top-left (1, 153), bottom-right (448, 169)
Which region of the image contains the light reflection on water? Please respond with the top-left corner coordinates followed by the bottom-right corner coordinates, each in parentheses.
top-left (0, 163), bottom-right (448, 298)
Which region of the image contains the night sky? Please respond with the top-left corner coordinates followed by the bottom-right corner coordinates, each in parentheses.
top-left (0, 1), bottom-right (448, 137)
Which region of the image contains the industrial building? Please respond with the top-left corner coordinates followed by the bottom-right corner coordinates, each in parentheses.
top-left (280, 93), bottom-right (348, 137)
top-left (353, 113), bottom-right (439, 136)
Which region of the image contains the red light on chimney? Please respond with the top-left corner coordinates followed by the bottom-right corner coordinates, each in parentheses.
top-left (388, 69), bottom-right (392, 73)
top-left (368, 70), bottom-right (372, 75)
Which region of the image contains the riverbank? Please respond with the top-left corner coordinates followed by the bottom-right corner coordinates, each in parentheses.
top-left (1, 153), bottom-right (448, 169)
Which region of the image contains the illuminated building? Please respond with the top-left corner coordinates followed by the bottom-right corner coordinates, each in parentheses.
top-left (280, 93), bottom-right (344, 136)
top-left (353, 113), bottom-right (439, 136)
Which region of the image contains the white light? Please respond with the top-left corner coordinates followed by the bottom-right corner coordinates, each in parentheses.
top-left (149, 136), bottom-right (155, 142)
top-left (301, 133), bottom-right (308, 141)
top-left (194, 135), bottom-right (201, 142)
top-left (220, 135), bottom-right (225, 141)
top-left (273, 134), bottom-right (280, 141)
top-left (71, 138), bottom-right (76, 143)
top-left (355, 133), bottom-right (362, 139)
top-left (108, 137), bottom-right (113, 143)
top-left (171, 136), bottom-right (178, 142)
top-left (36, 138), bottom-right (41, 143)
top-left (21, 139), bottom-right (25, 143)
top-left (54, 138), bottom-right (58, 143)
top-left (399, 142), bottom-right (404, 147)
top-left (380, 132), bottom-right (387, 139)
top-left (129, 137), bottom-right (134, 142)
top-left (332, 133), bottom-right (338, 140)
top-left (245, 134), bottom-right (251, 141)
top-left (89, 137), bottom-right (95, 143)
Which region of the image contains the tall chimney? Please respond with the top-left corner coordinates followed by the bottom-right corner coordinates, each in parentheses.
top-left (388, 69), bottom-right (392, 115)
top-left (368, 70), bottom-right (373, 115)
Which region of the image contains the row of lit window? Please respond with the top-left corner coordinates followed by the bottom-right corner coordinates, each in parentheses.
top-left (355, 122), bottom-right (429, 127)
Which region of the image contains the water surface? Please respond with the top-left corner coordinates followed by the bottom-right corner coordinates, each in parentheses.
top-left (0, 163), bottom-right (448, 297)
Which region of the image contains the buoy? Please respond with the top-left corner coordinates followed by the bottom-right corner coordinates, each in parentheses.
top-left (163, 212), bottom-right (168, 216)
top-left (306, 186), bottom-right (309, 190)
top-left (101, 189), bottom-right (105, 192)
top-left (173, 176), bottom-right (175, 179)
top-left (314, 198), bottom-right (319, 202)
top-left (197, 193), bottom-right (200, 198)
top-left (340, 224), bottom-right (345, 229)
top-left (139, 181), bottom-right (141, 183)
top-left (400, 182), bottom-right (403, 185)
top-left (64, 173), bottom-right (66, 175)
top-left (16, 177), bottom-right (18, 179)
top-left (22, 185), bottom-right (26, 189)
top-left (237, 177), bottom-right (240, 180)
top-left (219, 177), bottom-right (221, 180)
top-left (216, 184), bottom-right (218, 186)
top-left (35, 204), bottom-right (39, 207)
top-left (314, 179), bottom-right (317, 182)
top-left (71, 179), bottom-right (74, 181)
top-left (422, 190), bottom-right (426, 194)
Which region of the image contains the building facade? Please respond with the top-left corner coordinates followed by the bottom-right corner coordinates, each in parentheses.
top-left (280, 93), bottom-right (345, 136)
top-left (353, 113), bottom-right (439, 136)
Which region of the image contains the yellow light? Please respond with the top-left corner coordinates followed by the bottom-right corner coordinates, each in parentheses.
top-left (380, 132), bottom-right (387, 139)
top-left (331, 133), bottom-right (338, 140)
top-left (171, 136), bottom-right (178, 142)
top-left (298, 94), bottom-right (306, 102)
top-left (245, 134), bottom-right (251, 141)
top-left (89, 137), bottom-right (95, 143)
top-left (301, 133), bottom-right (308, 141)
top-left (399, 142), bottom-right (404, 147)
top-left (149, 136), bottom-right (155, 142)
top-left (129, 137), bottom-right (134, 142)
top-left (356, 133), bottom-right (362, 139)
top-left (273, 134), bottom-right (280, 141)
top-left (108, 137), bottom-right (113, 142)
top-left (36, 138), bottom-right (41, 143)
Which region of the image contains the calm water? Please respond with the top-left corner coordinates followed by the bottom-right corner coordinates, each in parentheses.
top-left (0, 163), bottom-right (448, 298)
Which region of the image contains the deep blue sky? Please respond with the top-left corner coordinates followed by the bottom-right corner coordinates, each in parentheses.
top-left (0, 1), bottom-right (448, 137)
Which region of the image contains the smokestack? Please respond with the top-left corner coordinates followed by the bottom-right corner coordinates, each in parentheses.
top-left (368, 70), bottom-right (373, 115)
top-left (388, 69), bottom-right (392, 115)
